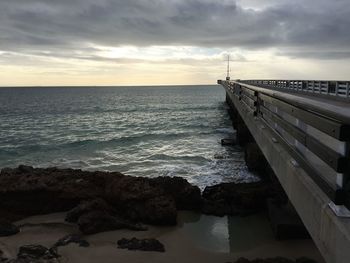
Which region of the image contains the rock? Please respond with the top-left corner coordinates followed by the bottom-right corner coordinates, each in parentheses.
top-left (0, 166), bottom-right (183, 225)
top-left (202, 182), bottom-right (274, 216)
top-left (105, 176), bottom-right (163, 204)
top-left (233, 258), bottom-right (295, 263)
top-left (234, 258), bottom-right (251, 263)
top-left (221, 138), bottom-right (236, 146)
top-left (0, 167), bottom-right (12, 176)
top-left (18, 245), bottom-right (48, 258)
top-left (77, 211), bottom-right (146, 235)
top-left (0, 221), bottom-right (19, 237)
top-left (65, 198), bottom-right (114, 223)
top-left (296, 258), bottom-right (318, 263)
top-left (53, 234), bottom-right (89, 248)
top-left (105, 176), bottom-right (177, 225)
top-left (0, 166), bottom-right (111, 221)
top-left (0, 166), bottom-right (204, 226)
top-left (17, 245), bottom-right (59, 262)
top-left (117, 238), bottom-right (165, 252)
top-left (0, 249), bottom-right (7, 262)
top-left (150, 177), bottom-right (202, 210)
top-left (77, 211), bottom-right (125, 235)
top-left (231, 258), bottom-right (318, 263)
top-left (214, 153), bottom-right (226, 159)
top-left (125, 196), bottom-right (177, 225)
top-left (18, 165), bottom-right (34, 174)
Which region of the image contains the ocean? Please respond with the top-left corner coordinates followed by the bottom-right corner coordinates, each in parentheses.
top-left (0, 85), bottom-right (257, 189)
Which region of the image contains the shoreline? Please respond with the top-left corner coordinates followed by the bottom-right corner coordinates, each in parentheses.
top-left (0, 166), bottom-right (324, 262)
top-left (0, 211), bottom-right (325, 263)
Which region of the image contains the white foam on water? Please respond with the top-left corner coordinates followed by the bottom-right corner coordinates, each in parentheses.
top-left (0, 85), bottom-right (260, 189)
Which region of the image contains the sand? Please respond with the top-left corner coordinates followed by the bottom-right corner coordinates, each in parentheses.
top-left (0, 212), bottom-right (325, 263)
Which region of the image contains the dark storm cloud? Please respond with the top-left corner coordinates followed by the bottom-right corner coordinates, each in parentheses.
top-left (0, 0), bottom-right (349, 59)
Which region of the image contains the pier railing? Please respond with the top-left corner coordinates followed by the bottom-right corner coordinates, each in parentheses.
top-left (240, 79), bottom-right (350, 100)
top-left (219, 80), bottom-right (350, 209)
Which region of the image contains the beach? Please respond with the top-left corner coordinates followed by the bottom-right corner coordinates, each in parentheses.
top-left (1, 212), bottom-right (325, 263)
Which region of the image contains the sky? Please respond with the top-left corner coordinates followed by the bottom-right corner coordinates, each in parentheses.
top-left (0, 0), bottom-right (349, 86)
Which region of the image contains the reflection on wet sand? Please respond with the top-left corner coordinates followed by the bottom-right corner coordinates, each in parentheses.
top-left (178, 211), bottom-right (324, 262)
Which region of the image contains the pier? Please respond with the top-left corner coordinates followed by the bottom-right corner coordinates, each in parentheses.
top-left (218, 79), bottom-right (350, 263)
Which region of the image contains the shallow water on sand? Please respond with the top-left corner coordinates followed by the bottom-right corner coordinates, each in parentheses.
top-left (179, 212), bottom-right (274, 253)
top-left (178, 211), bottom-right (324, 261)
top-left (0, 212), bottom-right (325, 263)
top-left (0, 85), bottom-right (259, 189)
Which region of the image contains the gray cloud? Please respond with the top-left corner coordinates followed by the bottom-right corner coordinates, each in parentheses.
top-left (0, 0), bottom-right (349, 60)
top-left (278, 51), bottom-right (350, 60)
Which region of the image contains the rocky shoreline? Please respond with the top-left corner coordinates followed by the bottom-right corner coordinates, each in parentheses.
top-left (0, 166), bottom-right (318, 263)
top-left (0, 165), bottom-right (283, 226)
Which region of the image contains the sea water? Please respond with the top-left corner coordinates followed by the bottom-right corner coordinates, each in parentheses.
top-left (0, 85), bottom-right (258, 189)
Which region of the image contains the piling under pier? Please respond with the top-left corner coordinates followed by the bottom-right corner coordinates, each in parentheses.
top-left (220, 79), bottom-right (350, 263)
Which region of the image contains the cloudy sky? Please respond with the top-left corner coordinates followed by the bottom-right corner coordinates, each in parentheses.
top-left (0, 0), bottom-right (349, 86)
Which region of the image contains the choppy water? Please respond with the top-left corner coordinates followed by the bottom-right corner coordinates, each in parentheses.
top-left (0, 85), bottom-right (258, 189)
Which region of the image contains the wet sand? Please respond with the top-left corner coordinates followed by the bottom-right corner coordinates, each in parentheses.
top-left (0, 212), bottom-right (325, 263)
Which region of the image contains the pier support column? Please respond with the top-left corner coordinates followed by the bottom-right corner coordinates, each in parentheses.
top-left (244, 142), bottom-right (268, 176)
top-left (226, 92), bottom-right (253, 146)
top-left (268, 199), bottom-right (311, 240)
top-left (244, 142), bottom-right (310, 240)
top-left (235, 117), bottom-right (253, 146)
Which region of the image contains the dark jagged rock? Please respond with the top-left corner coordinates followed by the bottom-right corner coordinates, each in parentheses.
top-left (0, 221), bottom-right (19, 237)
top-left (17, 245), bottom-right (59, 262)
top-left (202, 182), bottom-right (274, 216)
top-left (66, 198), bottom-right (147, 235)
top-left (221, 138), bottom-right (236, 146)
top-left (150, 176), bottom-right (202, 210)
top-left (53, 234), bottom-right (89, 248)
top-left (77, 211), bottom-right (147, 235)
top-left (17, 165), bottom-right (35, 174)
top-left (105, 176), bottom-right (177, 225)
top-left (1, 166), bottom-right (281, 224)
top-left (234, 259), bottom-right (251, 263)
top-left (232, 258), bottom-right (318, 263)
top-left (65, 198), bottom-right (114, 223)
top-left (77, 210), bottom-right (127, 235)
top-left (0, 166), bottom-right (191, 225)
top-left (0, 167), bottom-right (110, 220)
top-left (0, 249), bottom-right (7, 262)
top-left (124, 196), bottom-right (177, 225)
top-left (295, 258), bottom-right (318, 263)
top-left (117, 238), bottom-right (165, 252)
top-left (234, 258), bottom-right (293, 263)
top-left (18, 245), bottom-right (48, 259)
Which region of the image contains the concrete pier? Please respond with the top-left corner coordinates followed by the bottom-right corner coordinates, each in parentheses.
top-left (219, 79), bottom-right (350, 263)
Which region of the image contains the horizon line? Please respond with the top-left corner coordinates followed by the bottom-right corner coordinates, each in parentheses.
top-left (0, 84), bottom-right (219, 88)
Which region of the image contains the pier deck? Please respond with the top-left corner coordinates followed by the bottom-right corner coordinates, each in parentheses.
top-left (218, 79), bottom-right (350, 263)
